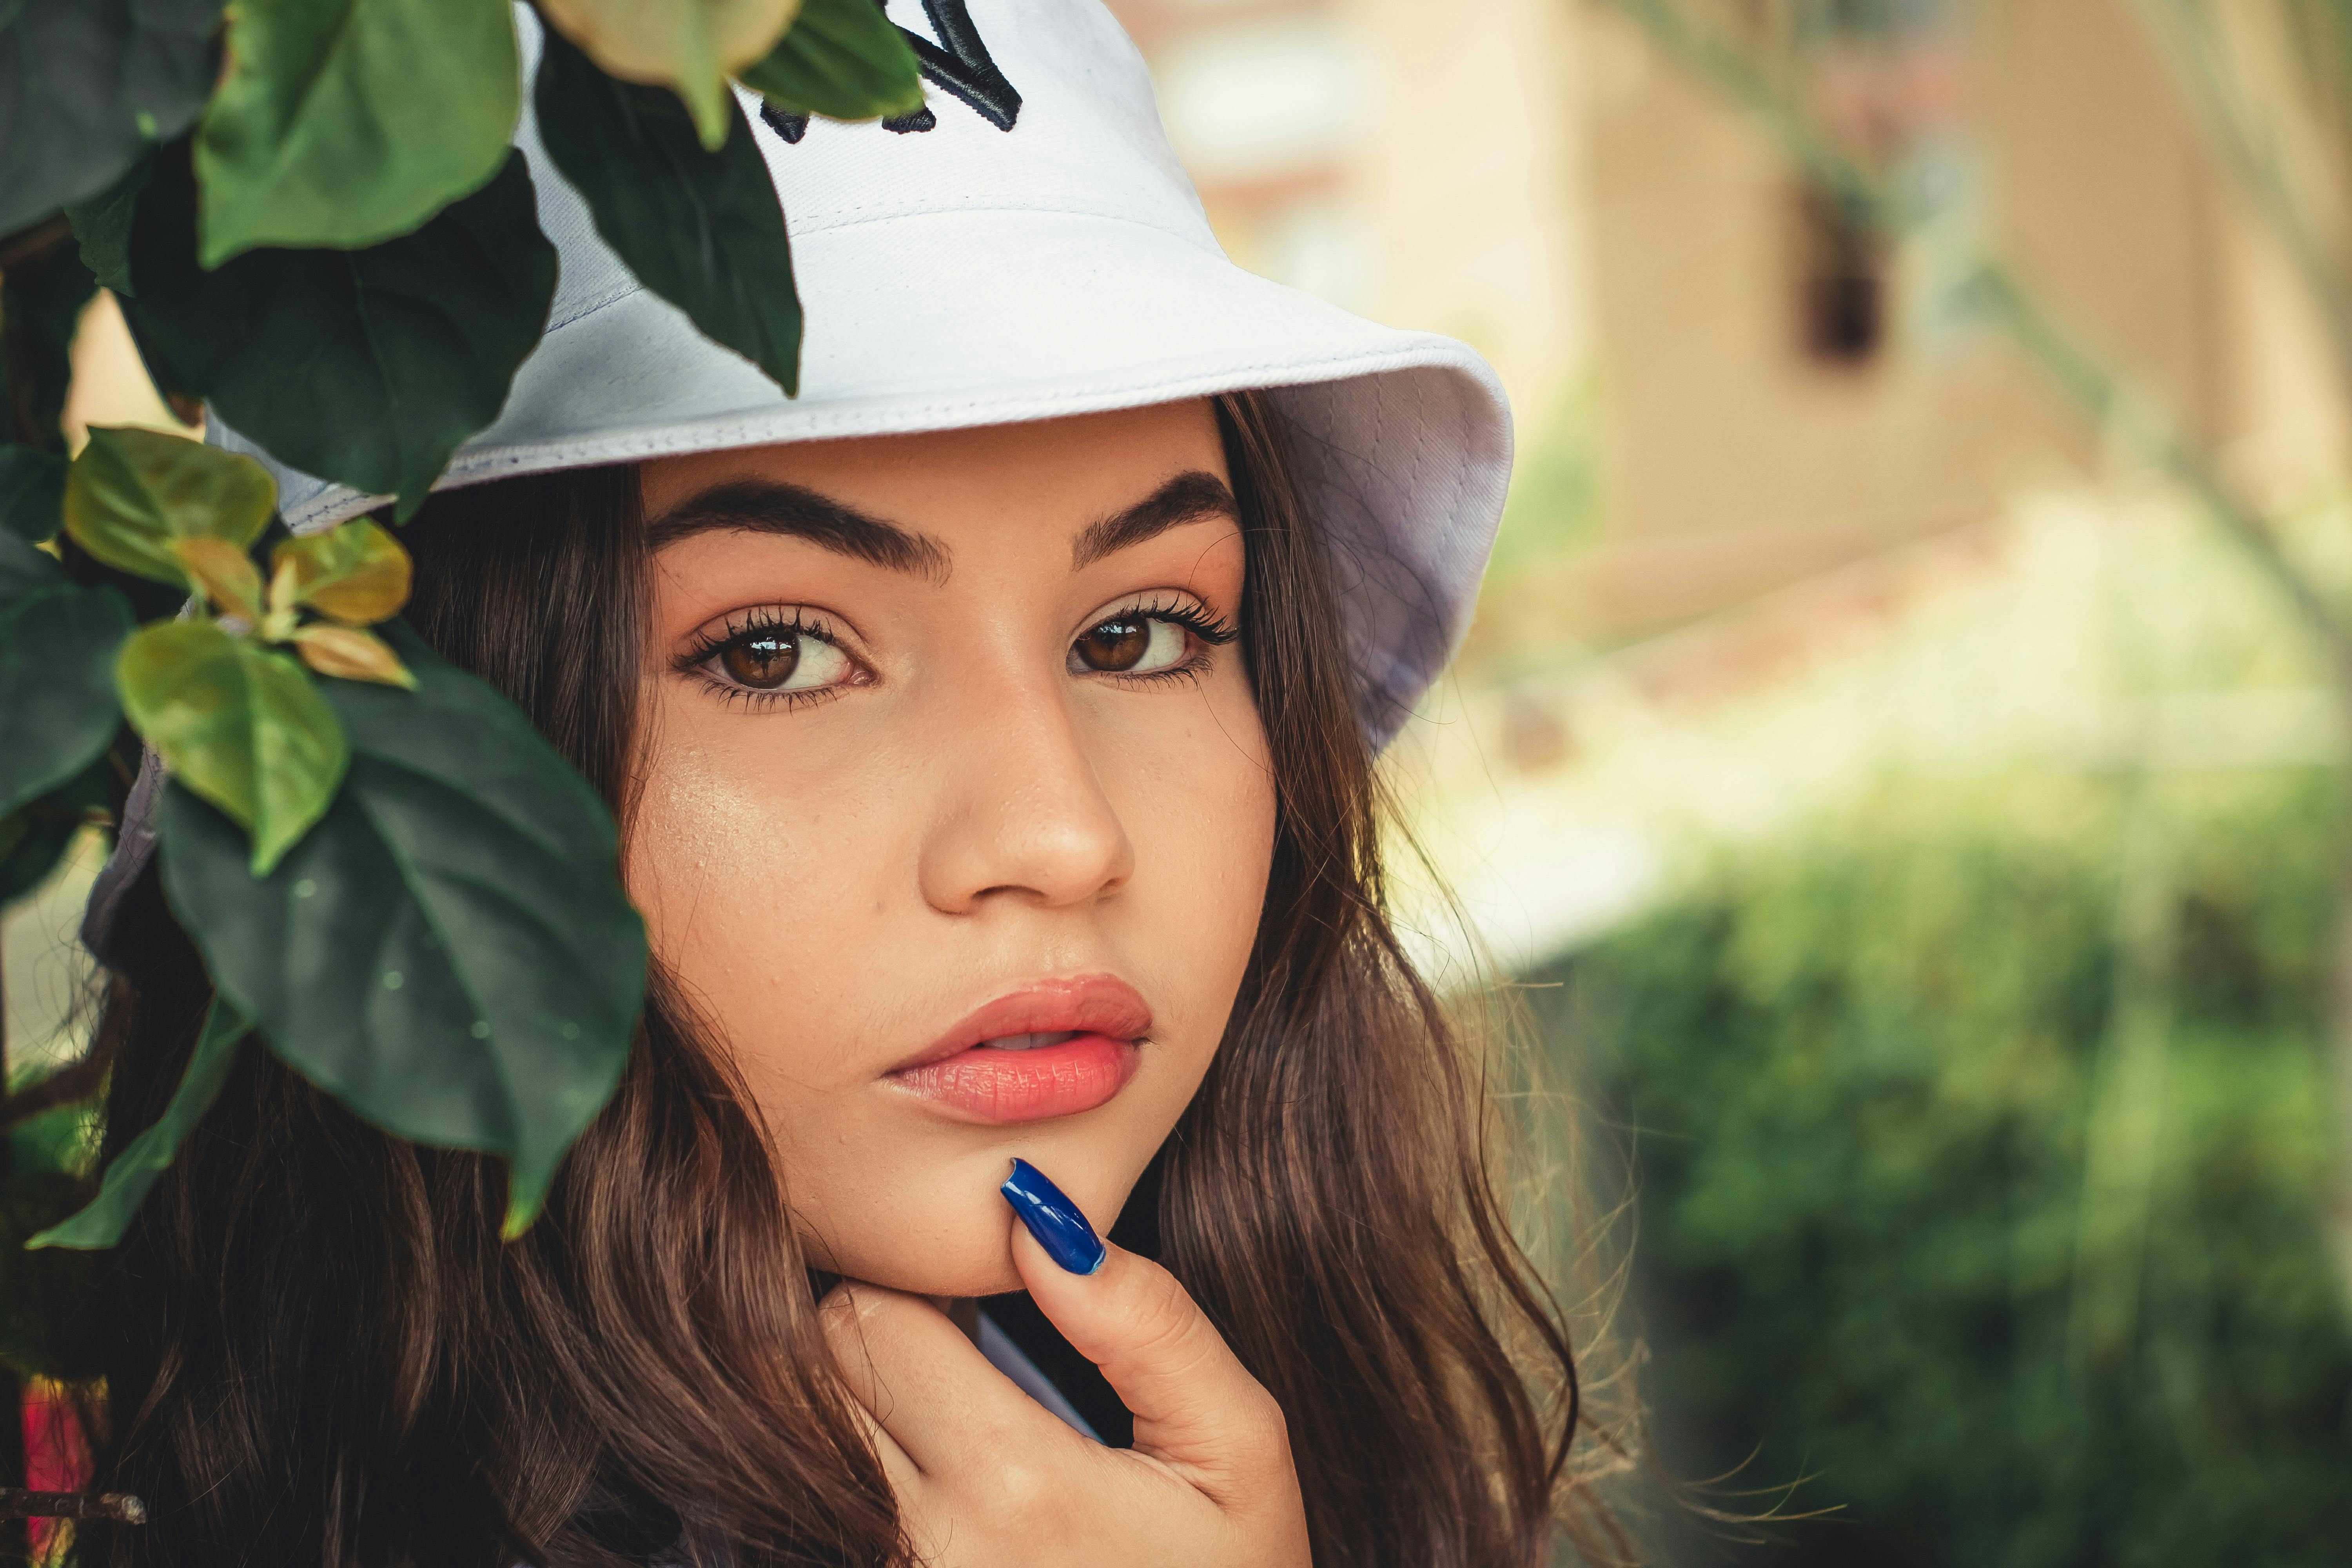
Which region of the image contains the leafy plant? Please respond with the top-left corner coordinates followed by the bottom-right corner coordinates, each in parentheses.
top-left (0, 0), bottom-right (925, 1283)
top-left (1541, 775), bottom-right (2352, 1567)
top-left (0, 0), bottom-right (943, 1532)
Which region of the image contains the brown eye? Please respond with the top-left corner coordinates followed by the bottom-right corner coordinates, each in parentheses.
top-left (720, 632), bottom-right (799, 689)
top-left (1074, 617), bottom-right (1151, 672)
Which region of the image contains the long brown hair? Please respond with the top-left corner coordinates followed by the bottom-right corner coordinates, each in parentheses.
top-left (73, 393), bottom-right (1624, 1567)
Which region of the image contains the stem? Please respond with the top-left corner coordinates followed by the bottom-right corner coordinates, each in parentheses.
top-left (2127, 0), bottom-right (2352, 418)
top-left (0, 1044), bottom-right (114, 1129)
top-left (1964, 264), bottom-right (2352, 678)
top-left (0, 1492), bottom-right (145, 1525)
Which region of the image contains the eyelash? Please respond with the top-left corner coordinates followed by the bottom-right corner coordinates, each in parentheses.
top-left (674, 596), bottom-right (1242, 709)
top-left (1091, 595), bottom-right (1239, 687)
top-left (675, 605), bottom-right (855, 711)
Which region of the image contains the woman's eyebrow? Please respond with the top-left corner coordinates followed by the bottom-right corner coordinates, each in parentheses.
top-left (646, 478), bottom-right (951, 582)
top-left (1071, 471), bottom-right (1240, 569)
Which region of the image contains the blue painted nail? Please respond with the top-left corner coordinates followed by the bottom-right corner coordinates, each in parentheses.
top-left (1001, 1158), bottom-right (1107, 1276)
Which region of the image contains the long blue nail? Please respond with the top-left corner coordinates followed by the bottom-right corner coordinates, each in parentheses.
top-left (1001, 1158), bottom-right (1107, 1275)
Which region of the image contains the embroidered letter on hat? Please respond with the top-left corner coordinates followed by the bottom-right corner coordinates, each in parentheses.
top-left (760, 0), bottom-right (1019, 143)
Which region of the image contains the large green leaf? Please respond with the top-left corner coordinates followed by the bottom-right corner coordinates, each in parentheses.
top-left (0, 527), bottom-right (132, 818)
top-left (538, 0), bottom-right (799, 148)
top-left (28, 995), bottom-right (252, 1252)
top-left (122, 145), bottom-right (558, 520)
top-left (195, 0), bottom-right (520, 267)
top-left (537, 27), bottom-right (802, 395)
top-left (738, 0), bottom-right (923, 120)
top-left (156, 625), bottom-right (646, 1233)
top-left (0, 445), bottom-right (64, 542)
top-left (117, 620), bottom-right (347, 873)
top-left (1, 237), bottom-right (97, 452)
top-left (0, 0), bottom-right (218, 238)
top-left (63, 425), bottom-right (275, 588)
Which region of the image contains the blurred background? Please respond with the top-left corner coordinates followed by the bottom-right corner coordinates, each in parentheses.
top-left (1096, 0), bottom-right (2352, 1563)
top-left (12, 0), bottom-right (2352, 1561)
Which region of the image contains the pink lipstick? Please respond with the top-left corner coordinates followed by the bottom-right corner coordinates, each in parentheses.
top-left (886, 975), bottom-right (1149, 1123)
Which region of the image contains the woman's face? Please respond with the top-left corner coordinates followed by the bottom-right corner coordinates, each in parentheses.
top-left (629, 401), bottom-right (1276, 1297)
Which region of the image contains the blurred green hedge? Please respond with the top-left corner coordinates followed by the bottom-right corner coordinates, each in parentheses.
top-left (1534, 769), bottom-right (2352, 1567)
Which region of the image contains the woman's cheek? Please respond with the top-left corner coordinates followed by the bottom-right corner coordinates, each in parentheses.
top-left (624, 701), bottom-right (880, 1051)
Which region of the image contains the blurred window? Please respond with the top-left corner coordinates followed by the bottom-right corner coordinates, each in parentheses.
top-left (1795, 187), bottom-right (1885, 364)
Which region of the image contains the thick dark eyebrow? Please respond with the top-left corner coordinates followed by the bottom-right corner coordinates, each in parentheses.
top-left (645, 479), bottom-right (951, 583)
top-left (1071, 471), bottom-right (1240, 570)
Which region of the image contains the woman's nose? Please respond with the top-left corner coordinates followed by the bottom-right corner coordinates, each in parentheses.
top-left (915, 682), bottom-right (1135, 915)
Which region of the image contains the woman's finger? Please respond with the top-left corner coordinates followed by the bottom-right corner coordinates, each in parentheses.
top-left (818, 1281), bottom-right (1080, 1476)
top-left (1003, 1161), bottom-right (1295, 1498)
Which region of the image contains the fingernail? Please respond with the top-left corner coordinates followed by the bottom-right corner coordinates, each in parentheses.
top-left (1000, 1158), bottom-right (1107, 1276)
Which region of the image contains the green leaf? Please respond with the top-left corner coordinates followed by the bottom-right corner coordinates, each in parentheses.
top-left (195, 0), bottom-right (520, 267)
top-left (156, 624), bottom-right (646, 1234)
top-left (738, 0), bottom-right (923, 121)
top-left (0, 0), bottom-right (218, 238)
top-left (63, 152), bottom-right (151, 296)
top-left (28, 995), bottom-right (251, 1251)
top-left (536, 26), bottom-right (802, 395)
top-left (0, 236), bottom-right (97, 452)
top-left (0, 446), bottom-right (65, 542)
top-left (537, 0), bottom-right (799, 149)
top-left (122, 144), bottom-right (559, 520)
top-left (117, 620), bottom-right (347, 873)
top-left (63, 425), bottom-right (275, 588)
top-left (0, 528), bottom-right (132, 818)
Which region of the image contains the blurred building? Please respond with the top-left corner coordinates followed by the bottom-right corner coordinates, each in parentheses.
top-left (1107, 0), bottom-right (2350, 651)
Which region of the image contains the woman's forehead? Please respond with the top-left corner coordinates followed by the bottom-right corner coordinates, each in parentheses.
top-left (637, 399), bottom-right (1228, 526)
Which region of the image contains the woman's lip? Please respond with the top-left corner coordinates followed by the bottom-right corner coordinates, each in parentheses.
top-left (887, 974), bottom-right (1153, 1075)
top-left (888, 1035), bottom-right (1141, 1123)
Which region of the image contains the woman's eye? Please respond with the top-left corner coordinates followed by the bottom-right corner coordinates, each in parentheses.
top-left (1071, 615), bottom-right (1188, 675)
top-left (707, 628), bottom-right (851, 693)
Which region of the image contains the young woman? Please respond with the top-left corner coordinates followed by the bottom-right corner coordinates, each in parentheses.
top-left (74, 3), bottom-right (1622, 1564)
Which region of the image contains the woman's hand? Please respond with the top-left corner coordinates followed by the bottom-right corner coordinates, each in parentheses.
top-left (821, 1224), bottom-right (1311, 1568)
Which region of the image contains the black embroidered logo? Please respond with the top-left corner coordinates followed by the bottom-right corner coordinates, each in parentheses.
top-left (760, 0), bottom-right (1020, 143)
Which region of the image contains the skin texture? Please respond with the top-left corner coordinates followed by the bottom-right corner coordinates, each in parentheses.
top-left (630, 401), bottom-right (1276, 1299)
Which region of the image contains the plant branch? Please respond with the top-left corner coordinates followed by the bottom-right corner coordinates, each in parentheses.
top-left (1604, 0), bottom-right (1892, 225)
top-left (0, 1042), bottom-right (113, 1128)
top-left (1962, 263), bottom-right (2352, 685)
top-left (1600, 0), bottom-right (2352, 685)
top-left (0, 1490), bottom-right (146, 1524)
top-left (2127, 0), bottom-right (2352, 415)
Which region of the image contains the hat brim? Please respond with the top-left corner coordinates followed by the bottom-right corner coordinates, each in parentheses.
top-left (231, 206), bottom-right (1510, 740)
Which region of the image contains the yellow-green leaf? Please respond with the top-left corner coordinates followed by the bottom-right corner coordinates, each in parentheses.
top-left (117, 621), bottom-right (348, 875)
top-left (174, 537), bottom-right (264, 620)
top-left (292, 623), bottom-right (415, 688)
top-left (64, 428), bottom-right (276, 590)
top-left (536, 0), bottom-right (801, 148)
top-left (270, 519), bottom-right (412, 624)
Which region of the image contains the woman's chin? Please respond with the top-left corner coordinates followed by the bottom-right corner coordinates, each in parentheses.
top-left (846, 1249), bottom-right (1028, 1300)
top-left (794, 1146), bottom-right (1136, 1301)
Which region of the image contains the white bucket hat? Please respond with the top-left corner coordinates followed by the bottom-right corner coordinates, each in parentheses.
top-left (212, 0), bottom-right (1513, 745)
